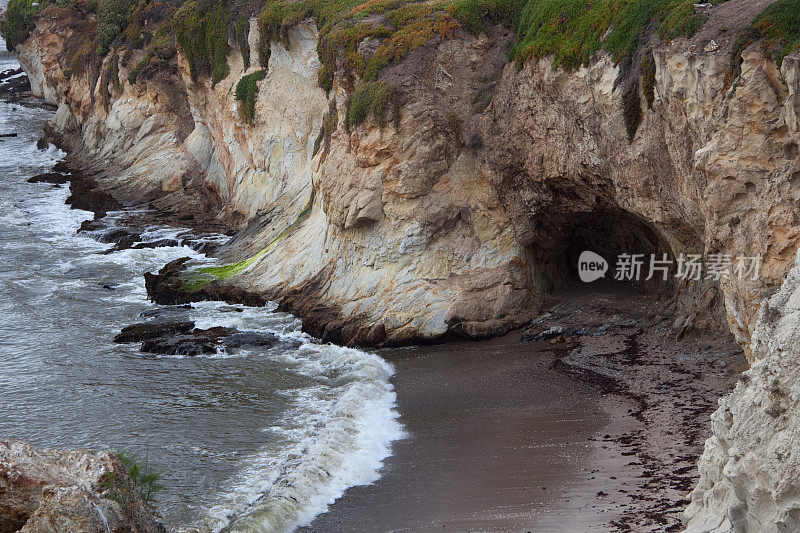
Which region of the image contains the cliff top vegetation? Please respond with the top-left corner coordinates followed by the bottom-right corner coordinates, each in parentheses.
top-left (2, 0), bottom-right (799, 91)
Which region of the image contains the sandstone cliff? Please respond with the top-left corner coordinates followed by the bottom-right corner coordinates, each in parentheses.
top-left (14, 0), bottom-right (800, 349)
top-left (8, 0), bottom-right (800, 529)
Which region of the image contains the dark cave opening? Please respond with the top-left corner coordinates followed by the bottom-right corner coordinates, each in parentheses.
top-left (527, 207), bottom-right (676, 295)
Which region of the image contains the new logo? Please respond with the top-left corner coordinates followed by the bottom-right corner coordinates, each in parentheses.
top-left (578, 251), bottom-right (608, 283)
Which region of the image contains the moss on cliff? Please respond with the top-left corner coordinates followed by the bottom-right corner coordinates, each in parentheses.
top-left (235, 69), bottom-right (266, 123)
top-left (345, 80), bottom-right (398, 130)
top-left (250, 0), bottom-right (732, 99)
top-left (257, 0), bottom-right (505, 90)
top-left (512, 0), bottom-right (717, 70)
top-left (172, 0), bottom-right (230, 85)
top-left (730, 0), bottom-right (800, 72)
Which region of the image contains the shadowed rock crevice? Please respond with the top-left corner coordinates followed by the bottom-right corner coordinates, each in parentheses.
top-left (525, 206), bottom-right (676, 294)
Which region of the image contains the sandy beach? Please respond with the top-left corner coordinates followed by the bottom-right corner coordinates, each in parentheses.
top-left (304, 287), bottom-right (746, 532)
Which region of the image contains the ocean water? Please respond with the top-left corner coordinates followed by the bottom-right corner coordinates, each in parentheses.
top-left (0, 44), bottom-right (403, 532)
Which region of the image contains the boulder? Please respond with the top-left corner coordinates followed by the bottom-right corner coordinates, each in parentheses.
top-left (114, 321), bottom-right (195, 343)
top-left (0, 440), bottom-right (165, 533)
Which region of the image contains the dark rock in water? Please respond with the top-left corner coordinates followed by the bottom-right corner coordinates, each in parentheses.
top-left (140, 326), bottom-right (234, 356)
top-left (78, 218), bottom-right (105, 233)
top-left (118, 318), bottom-right (289, 356)
top-left (0, 73), bottom-right (31, 102)
top-left (114, 321), bottom-right (195, 343)
top-left (144, 257), bottom-right (196, 305)
top-left (66, 174), bottom-right (122, 214)
top-left (0, 132), bottom-right (17, 138)
top-left (132, 238), bottom-right (181, 249)
top-left (138, 305), bottom-right (193, 319)
top-left (78, 220), bottom-right (143, 251)
top-left (145, 257), bottom-right (267, 307)
top-left (141, 335), bottom-right (217, 356)
top-left (223, 331), bottom-right (280, 349)
top-left (203, 283), bottom-right (267, 307)
top-left (28, 172), bottom-right (71, 184)
top-left (53, 161), bottom-right (75, 174)
top-left (0, 68), bottom-right (23, 81)
top-left (102, 228), bottom-right (142, 250)
top-left (37, 137), bottom-right (49, 150)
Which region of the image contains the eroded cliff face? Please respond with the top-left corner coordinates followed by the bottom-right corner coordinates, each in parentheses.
top-left (684, 249), bottom-right (800, 532)
top-left (21, 6), bottom-right (800, 348)
top-left (12, 4), bottom-right (800, 528)
top-left (485, 44), bottom-right (800, 354)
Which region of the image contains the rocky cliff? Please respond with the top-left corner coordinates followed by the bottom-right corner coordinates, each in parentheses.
top-left (0, 439), bottom-right (164, 532)
top-left (8, 0), bottom-right (800, 529)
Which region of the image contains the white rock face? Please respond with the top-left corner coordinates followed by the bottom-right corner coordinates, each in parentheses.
top-left (684, 249), bottom-right (800, 531)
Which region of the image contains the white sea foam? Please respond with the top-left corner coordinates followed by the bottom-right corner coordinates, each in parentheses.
top-left (200, 342), bottom-right (404, 533)
top-left (161, 303), bottom-right (405, 532)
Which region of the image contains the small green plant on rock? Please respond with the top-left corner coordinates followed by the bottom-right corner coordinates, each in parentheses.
top-left (104, 450), bottom-right (163, 511)
top-left (235, 69), bottom-right (267, 124)
top-left (345, 80), bottom-right (399, 130)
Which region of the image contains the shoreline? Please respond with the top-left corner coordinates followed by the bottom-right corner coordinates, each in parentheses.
top-left (303, 288), bottom-right (745, 532)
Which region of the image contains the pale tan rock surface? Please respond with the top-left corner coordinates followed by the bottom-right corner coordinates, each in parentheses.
top-left (684, 250), bottom-right (800, 532)
top-left (0, 439), bottom-right (164, 533)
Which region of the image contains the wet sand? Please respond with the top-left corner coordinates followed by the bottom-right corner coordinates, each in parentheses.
top-left (303, 333), bottom-right (632, 532)
top-left (303, 286), bottom-right (746, 532)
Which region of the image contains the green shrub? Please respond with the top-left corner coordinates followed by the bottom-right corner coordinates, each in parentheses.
top-left (622, 80), bottom-right (642, 141)
top-left (0, 0), bottom-right (43, 51)
top-left (173, 0), bottom-right (230, 85)
top-left (235, 69), bottom-right (267, 123)
top-left (448, 0), bottom-right (525, 35)
top-left (96, 0), bottom-right (134, 56)
top-left (345, 80), bottom-right (398, 130)
top-left (236, 15), bottom-right (250, 70)
top-left (729, 0), bottom-right (800, 73)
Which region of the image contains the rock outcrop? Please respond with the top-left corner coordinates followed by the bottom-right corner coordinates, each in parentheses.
top-left (0, 439), bottom-right (165, 533)
top-left (684, 250), bottom-right (800, 532)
